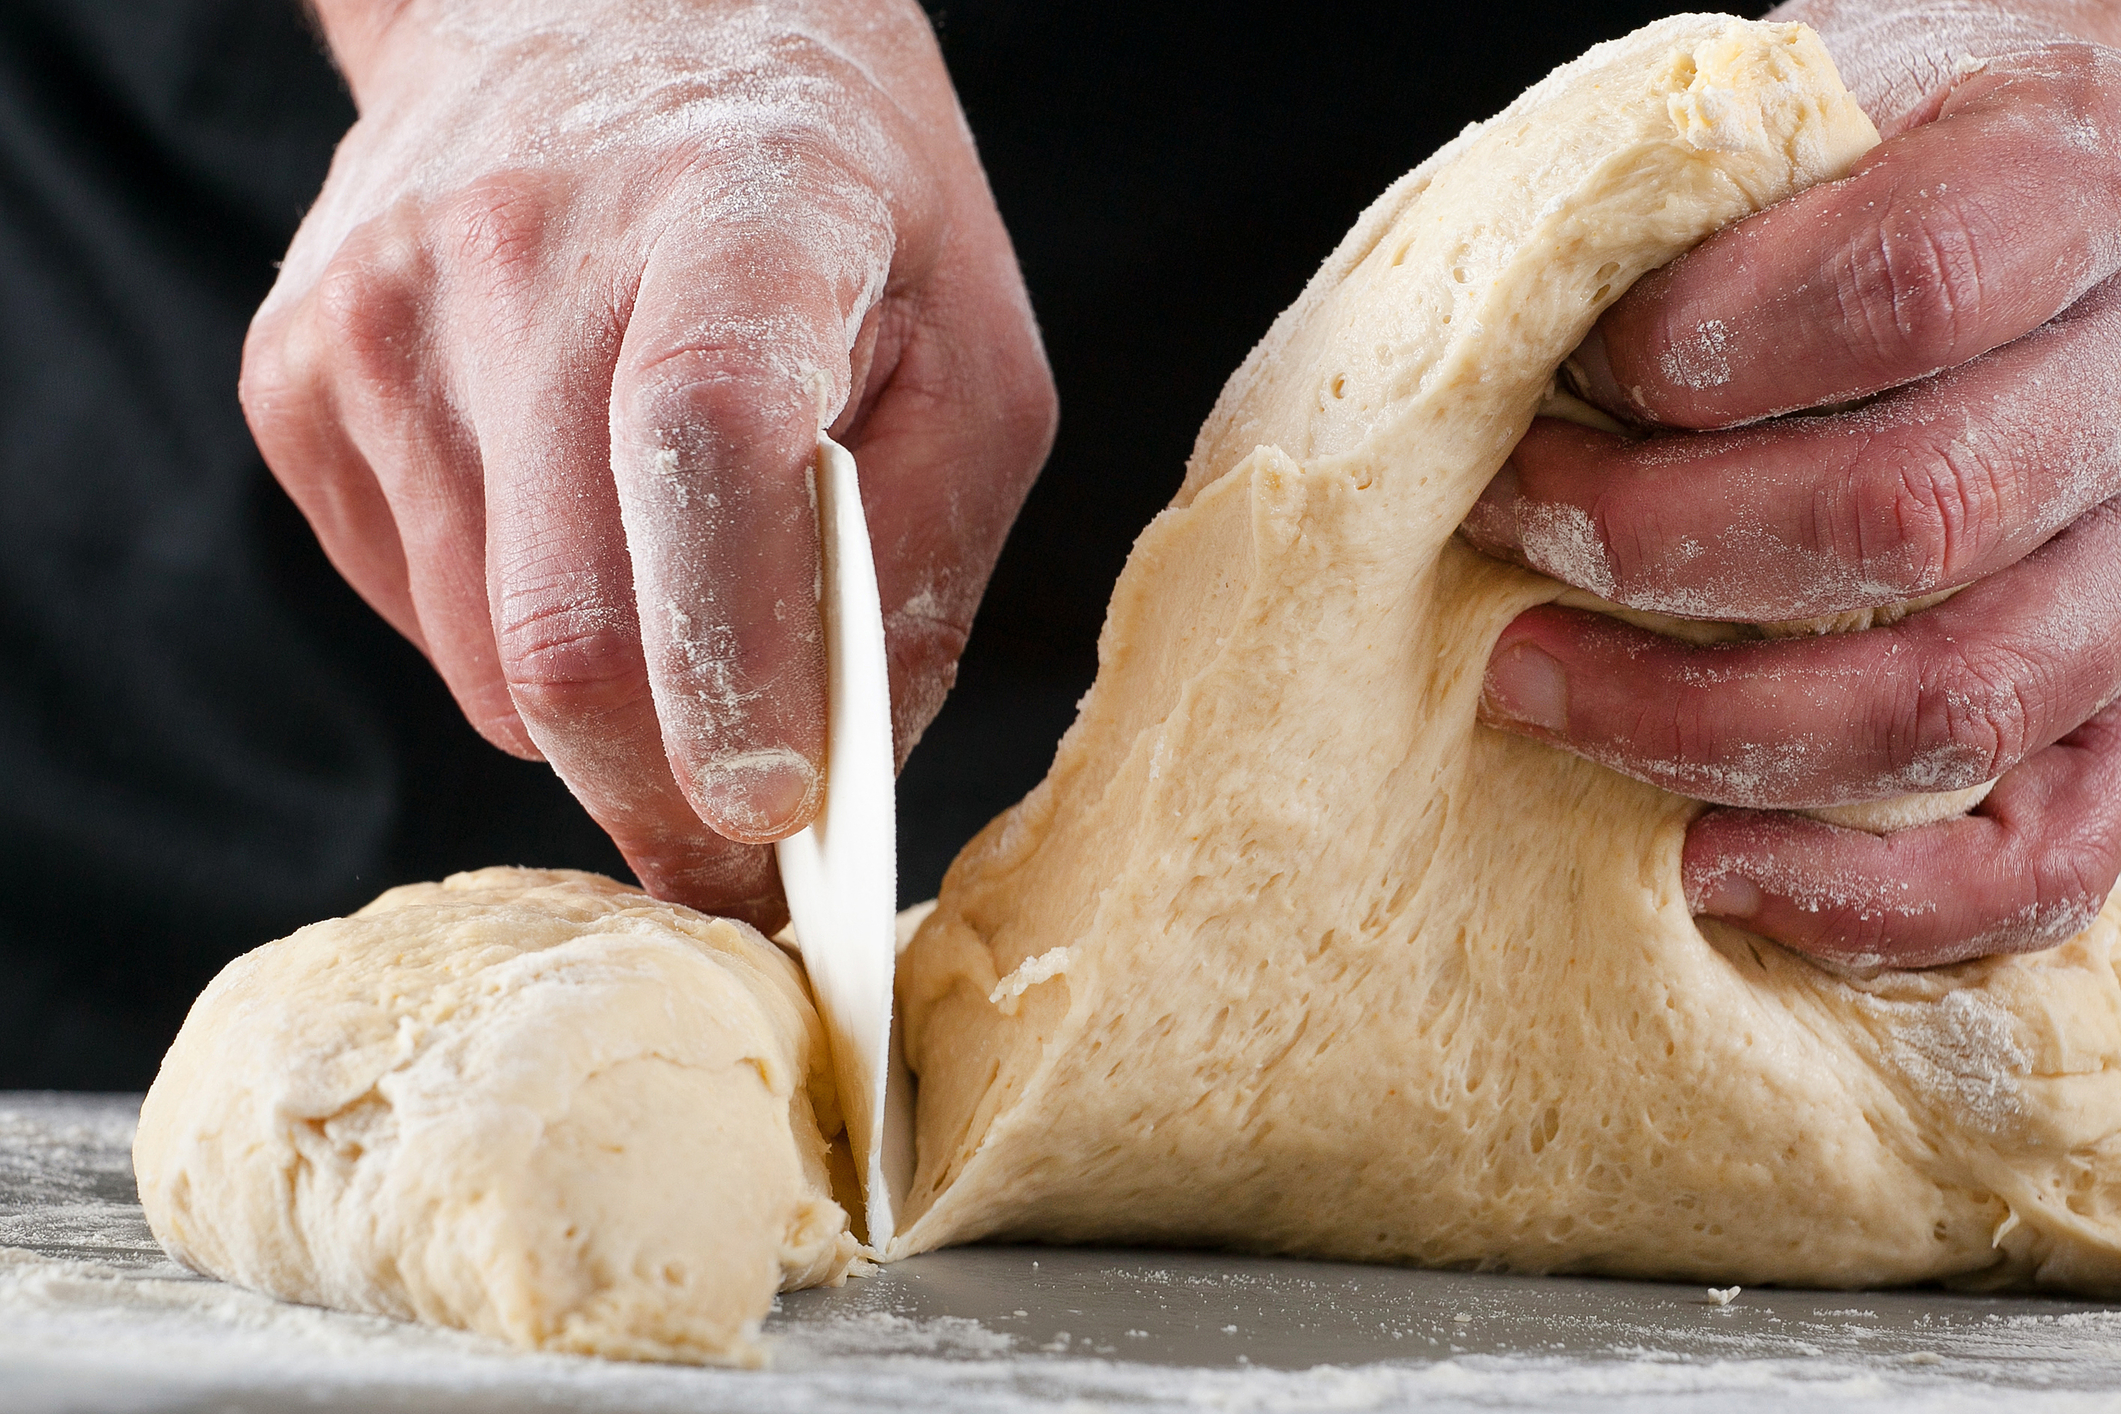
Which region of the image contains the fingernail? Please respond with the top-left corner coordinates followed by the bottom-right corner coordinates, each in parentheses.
top-left (1481, 643), bottom-right (1570, 735)
top-left (1692, 875), bottom-right (1764, 920)
top-left (698, 749), bottom-right (821, 842)
top-left (1463, 463), bottom-right (1523, 551)
top-left (1565, 326), bottom-right (1634, 415)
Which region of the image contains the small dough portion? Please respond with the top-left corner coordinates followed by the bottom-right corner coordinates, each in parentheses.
top-left (894, 15), bottom-right (2121, 1293)
top-left (135, 868), bottom-right (860, 1365)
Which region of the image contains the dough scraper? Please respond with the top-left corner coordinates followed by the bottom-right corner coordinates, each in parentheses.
top-left (774, 437), bottom-right (915, 1253)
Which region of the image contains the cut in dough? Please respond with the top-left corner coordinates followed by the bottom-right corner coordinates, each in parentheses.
top-left (134, 868), bottom-right (861, 1365)
top-left (893, 15), bottom-right (2121, 1294)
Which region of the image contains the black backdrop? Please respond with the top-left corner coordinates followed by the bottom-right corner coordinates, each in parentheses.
top-left (0, 0), bottom-right (1687, 1086)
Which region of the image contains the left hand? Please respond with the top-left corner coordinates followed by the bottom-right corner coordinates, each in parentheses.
top-left (1462, 0), bottom-right (2121, 968)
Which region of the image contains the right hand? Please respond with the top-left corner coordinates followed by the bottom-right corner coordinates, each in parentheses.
top-left (241, 0), bottom-right (1056, 928)
top-left (1466, 0), bottom-right (2121, 966)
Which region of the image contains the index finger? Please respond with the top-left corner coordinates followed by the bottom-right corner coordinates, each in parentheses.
top-left (1579, 44), bottom-right (2121, 428)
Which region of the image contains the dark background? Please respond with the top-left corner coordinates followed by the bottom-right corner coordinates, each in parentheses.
top-left (0, 0), bottom-right (1680, 1087)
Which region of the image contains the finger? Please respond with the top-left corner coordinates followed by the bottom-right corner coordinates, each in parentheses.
top-left (1576, 45), bottom-right (2121, 428)
top-left (1478, 497), bottom-right (2121, 809)
top-left (242, 290), bottom-right (422, 652)
top-left (1466, 275), bottom-right (2121, 621)
top-left (439, 178), bottom-right (783, 922)
top-left (834, 196), bottom-right (1056, 763)
top-left (1684, 698), bottom-right (2121, 968)
top-left (609, 193), bottom-right (895, 844)
top-left (250, 216), bottom-right (537, 759)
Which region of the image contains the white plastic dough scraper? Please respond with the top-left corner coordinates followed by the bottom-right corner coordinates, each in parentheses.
top-left (774, 437), bottom-right (914, 1252)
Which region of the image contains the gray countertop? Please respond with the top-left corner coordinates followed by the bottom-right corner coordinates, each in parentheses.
top-left (6, 1091), bottom-right (2119, 1412)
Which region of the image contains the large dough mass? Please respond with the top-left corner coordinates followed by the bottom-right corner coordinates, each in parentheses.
top-left (891, 14), bottom-right (2121, 1292)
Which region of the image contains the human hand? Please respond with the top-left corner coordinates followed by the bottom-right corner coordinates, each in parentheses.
top-left (241, 0), bottom-right (1056, 927)
top-left (1463, 0), bottom-right (2121, 967)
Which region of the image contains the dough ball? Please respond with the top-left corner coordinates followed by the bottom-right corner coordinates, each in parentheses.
top-left (134, 868), bottom-right (860, 1365)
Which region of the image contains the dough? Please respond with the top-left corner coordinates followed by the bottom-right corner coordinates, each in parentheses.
top-left (892, 14), bottom-right (2121, 1294)
top-left (134, 868), bottom-right (860, 1365)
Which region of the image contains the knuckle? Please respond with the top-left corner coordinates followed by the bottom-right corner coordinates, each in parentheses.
top-left (1661, 709), bottom-right (1718, 781)
top-left (2032, 44), bottom-right (2121, 159)
top-left (1876, 433), bottom-right (2016, 586)
top-left (1834, 209), bottom-right (1987, 379)
top-left (496, 588), bottom-right (649, 721)
top-left (2035, 747), bottom-right (2121, 937)
top-left (988, 351), bottom-right (1061, 485)
top-left (1824, 903), bottom-right (1898, 965)
top-left (456, 677), bottom-right (538, 759)
top-left (2019, 822), bottom-right (2116, 948)
top-left (630, 845), bottom-right (782, 931)
top-left (435, 175), bottom-right (553, 303)
top-left (1911, 646), bottom-right (2037, 785)
top-left (1500, 490), bottom-right (1626, 599)
top-left (627, 346), bottom-right (821, 465)
top-left (1645, 674), bottom-right (1726, 785)
top-left (1587, 494), bottom-right (1648, 598)
top-left (1022, 361), bottom-right (1062, 452)
top-left (307, 234), bottom-right (426, 386)
top-left (886, 600), bottom-right (973, 668)
top-left (236, 315), bottom-right (306, 438)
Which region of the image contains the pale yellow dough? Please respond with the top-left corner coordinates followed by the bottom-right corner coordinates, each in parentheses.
top-left (134, 868), bottom-right (860, 1365)
top-left (893, 15), bottom-right (2121, 1293)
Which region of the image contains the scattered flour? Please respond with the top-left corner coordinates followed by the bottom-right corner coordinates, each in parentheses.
top-left (10, 1097), bottom-right (2121, 1412)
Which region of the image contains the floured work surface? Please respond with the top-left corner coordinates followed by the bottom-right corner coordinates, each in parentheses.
top-left (9, 1093), bottom-right (2121, 1413)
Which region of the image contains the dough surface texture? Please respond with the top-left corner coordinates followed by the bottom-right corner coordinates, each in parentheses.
top-left (135, 868), bottom-right (860, 1365)
top-left (895, 15), bottom-right (2121, 1293)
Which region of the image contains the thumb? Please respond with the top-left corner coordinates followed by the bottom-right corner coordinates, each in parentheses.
top-left (608, 217), bottom-right (888, 844)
